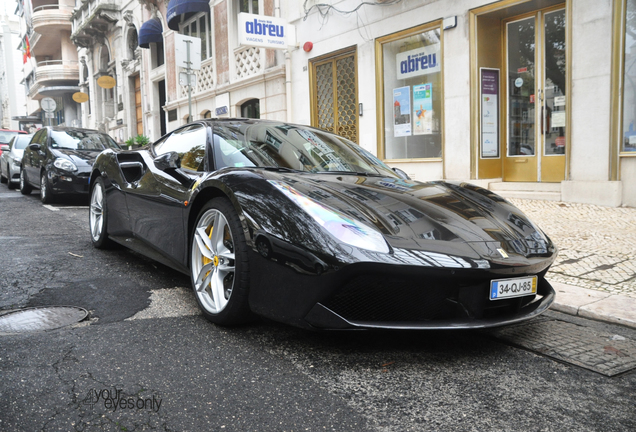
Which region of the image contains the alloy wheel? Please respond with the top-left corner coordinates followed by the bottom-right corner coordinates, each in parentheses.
top-left (40, 173), bottom-right (47, 201)
top-left (191, 209), bottom-right (236, 314)
top-left (89, 182), bottom-right (104, 243)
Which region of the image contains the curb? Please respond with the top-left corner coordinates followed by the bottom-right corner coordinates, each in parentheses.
top-left (549, 281), bottom-right (636, 329)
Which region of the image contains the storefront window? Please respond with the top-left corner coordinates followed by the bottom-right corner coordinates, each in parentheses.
top-left (379, 25), bottom-right (443, 160)
top-left (623, 0), bottom-right (636, 152)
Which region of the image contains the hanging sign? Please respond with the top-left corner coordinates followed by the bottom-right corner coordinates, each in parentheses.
top-left (238, 13), bottom-right (288, 49)
top-left (72, 92), bottom-right (89, 103)
top-left (97, 76), bottom-right (116, 89)
top-left (396, 43), bottom-right (440, 80)
top-left (480, 68), bottom-right (500, 158)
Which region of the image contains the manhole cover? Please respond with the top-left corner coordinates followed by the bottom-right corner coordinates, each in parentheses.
top-left (491, 319), bottom-right (636, 377)
top-left (0, 306), bottom-right (88, 333)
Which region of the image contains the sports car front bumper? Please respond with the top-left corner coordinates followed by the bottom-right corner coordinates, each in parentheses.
top-left (247, 248), bottom-right (556, 331)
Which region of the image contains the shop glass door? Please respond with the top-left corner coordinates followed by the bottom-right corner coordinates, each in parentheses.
top-left (504, 7), bottom-right (566, 182)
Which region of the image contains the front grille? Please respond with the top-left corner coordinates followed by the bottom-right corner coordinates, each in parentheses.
top-left (322, 274), bottom-right (533, 323)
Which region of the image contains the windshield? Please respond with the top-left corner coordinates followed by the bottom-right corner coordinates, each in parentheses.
top-left (50, 130), bottom-right (120, 151)
top-left (13, 135), bottom-right (33, 150)
top-left (0, 131), bottom-right (21, 144)
top-left (213, 122), bottom-right (397, 177)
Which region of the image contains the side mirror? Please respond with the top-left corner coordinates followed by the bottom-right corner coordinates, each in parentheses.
top-left (153, 151), bottom-right (180, 170)
top-left (29, 143), bottom-right (41, 151)
top-left (392, 167), bottom-right (410, 180)
top-left (0, 144), bottom-right (9, 152)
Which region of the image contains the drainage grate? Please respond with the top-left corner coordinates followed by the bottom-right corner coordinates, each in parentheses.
top-left (490, 319), bottom-right (636, 376)
top-left (0, 306), bottom-right (88, 334)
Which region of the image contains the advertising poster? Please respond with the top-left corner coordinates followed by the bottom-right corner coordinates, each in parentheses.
top-left (413, 83), bottom-right (433, 135)
top-left (480, 69), bottom-right (499, 158)
top-left (393, 86), bottom-right (411, 137)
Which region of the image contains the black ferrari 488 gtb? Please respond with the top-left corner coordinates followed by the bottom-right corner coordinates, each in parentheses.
top-left (89, 119), bottom-right (556, 330)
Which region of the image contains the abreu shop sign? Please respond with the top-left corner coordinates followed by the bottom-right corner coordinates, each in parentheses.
top-left (238, 13), bottom-right (289, 49)
top-left (396, 43), bottom-right (441, 80)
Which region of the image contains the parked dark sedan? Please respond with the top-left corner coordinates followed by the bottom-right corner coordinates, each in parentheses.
top-left (20, 127), bottom-right (120, 203)
top-left (89, 119), bottom-right (557, 330)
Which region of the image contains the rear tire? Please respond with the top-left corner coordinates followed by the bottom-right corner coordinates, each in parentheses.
top-left (190, 198), bottom-right (252, 325)
top-left (19, 170), bottom-right (32, 195)
top-left (89, 177), bottom-right (114, 249)
top-left (40, 171), bottom-right (55, 204)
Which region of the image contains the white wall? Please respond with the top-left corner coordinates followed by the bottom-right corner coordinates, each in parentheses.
top-left (570, 0), bottom-right (613, 182)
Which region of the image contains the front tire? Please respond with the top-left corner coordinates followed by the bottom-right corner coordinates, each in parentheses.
top-left (40, 171), bottom-right (54, 204)
top-left (19, 170), bottom-right (32, 195)
top-left (89, 177), bottom-right (114, 249)
top-left (0, 166), bottom-right (7, 184)
top-left (190, 198), bottom-right (252, 325)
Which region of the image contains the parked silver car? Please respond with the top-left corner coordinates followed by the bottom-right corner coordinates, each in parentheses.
top-left (1, 134), bottom-right (33, 189)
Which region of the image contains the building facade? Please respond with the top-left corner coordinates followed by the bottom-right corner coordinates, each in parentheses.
top-left (287, 0), bottom-right (636, 208)
top-left (16, 0), bottom-right (632, 207)
top-left (1, 6), bottom-right (27, 130)
top-left (18, 0), bottom-right (81, 128)
top-left (70, 0), bottom-right (286, 145)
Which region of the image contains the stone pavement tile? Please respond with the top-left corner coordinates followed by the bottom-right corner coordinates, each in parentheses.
top-left (550, 281), bottom-right (611, 315)
top-left (551, 255), bottom-right (627, 278)
top-left (579, 295), bottom-right (636, 329)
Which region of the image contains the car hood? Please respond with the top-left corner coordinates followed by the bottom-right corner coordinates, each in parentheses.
top-left (261, 171), bottom-right (553, 259)
top-left (53, 148), bottom-right (101, 167)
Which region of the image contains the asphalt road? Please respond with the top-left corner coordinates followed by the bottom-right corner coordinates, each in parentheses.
top-left (1, 184), bottom-right (635, 432)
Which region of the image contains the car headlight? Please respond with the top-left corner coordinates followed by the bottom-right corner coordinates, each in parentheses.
top-left (53, 158), bottom-right (78, 172)
top-left (11, 158), bottom-right (21, 167)
top-left (270, 181), bottom-right (390, 254)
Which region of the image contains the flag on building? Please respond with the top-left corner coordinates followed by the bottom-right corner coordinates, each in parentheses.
top-left (22, 36), bottom-right (31, 64)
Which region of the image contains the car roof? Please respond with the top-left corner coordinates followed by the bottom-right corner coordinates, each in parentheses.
top-left (47, 126), bottom-right (104, 134)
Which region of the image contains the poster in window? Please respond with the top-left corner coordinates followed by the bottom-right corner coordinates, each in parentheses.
top-left (393, 86), bottom-right (411, 137)
top-left (480, 68), bottom-right (499, 158)
top-left (413, 83), bottom-right (433, 135)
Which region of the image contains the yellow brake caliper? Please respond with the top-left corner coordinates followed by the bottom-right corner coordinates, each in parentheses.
top-left (203, 225), bottom-right (215, 280)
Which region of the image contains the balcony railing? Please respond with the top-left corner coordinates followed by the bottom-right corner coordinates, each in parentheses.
top-left (35, 60), bottom-right (80, 83)
top-left (32, 4), bottom-right (74, 33)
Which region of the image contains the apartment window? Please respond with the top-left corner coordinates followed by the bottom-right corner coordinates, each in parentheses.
top-left (241, 99), bottom-right (260, 118)
top-left (181, 12), bottom-right (213, 61)
top-left (240, 0), bottom-right (259, 14)
top-left (151, 41), bottom-right (164, 69)
top-left (376, 22), bottom-right (443, 160)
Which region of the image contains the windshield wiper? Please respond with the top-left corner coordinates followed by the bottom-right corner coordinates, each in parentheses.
top-left (259, 166), bottom-right (301, 173)
top-left (314, 170), bottom-right (382, 177)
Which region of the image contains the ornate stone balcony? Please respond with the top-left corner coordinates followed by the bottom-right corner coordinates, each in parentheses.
top-left (71, 0), bottom-right (119, 48)
top-left (32, 4), bottom-right (74, 35)
top-left (28, 60), bottom-right (80, 98)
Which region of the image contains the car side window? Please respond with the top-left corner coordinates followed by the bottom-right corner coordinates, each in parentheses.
top-left (154, 124), bottom-right (207, 172)
top-left (212, 126), bottom-right (256, 170)
top-left (31, 130), bottom-right (45, 147)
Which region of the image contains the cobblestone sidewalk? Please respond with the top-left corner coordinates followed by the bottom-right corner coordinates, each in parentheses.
top-left (510, 199), bottom-right (636, 299)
